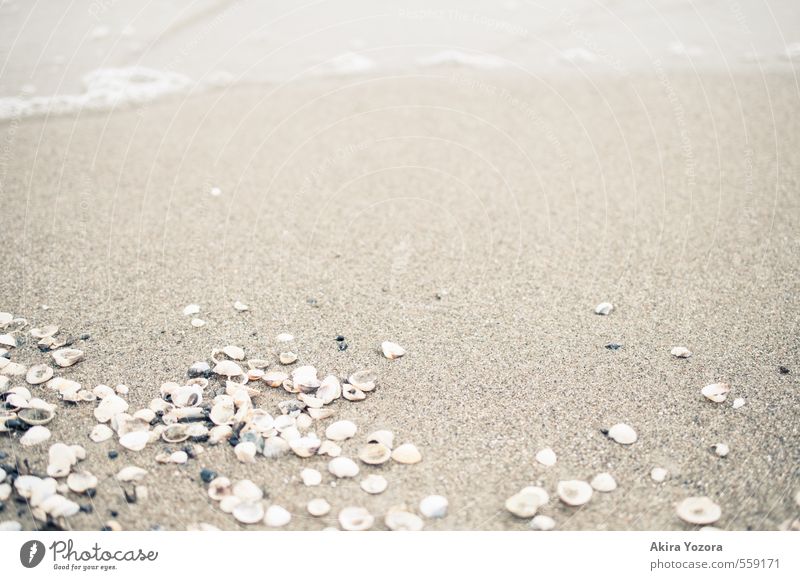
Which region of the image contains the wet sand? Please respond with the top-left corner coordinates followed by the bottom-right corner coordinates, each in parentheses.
top-left (1, 70), bottom-right (798, 530)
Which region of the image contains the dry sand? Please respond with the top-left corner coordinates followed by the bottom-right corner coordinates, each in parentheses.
top-left (1, 70), bottom-right (798, 530)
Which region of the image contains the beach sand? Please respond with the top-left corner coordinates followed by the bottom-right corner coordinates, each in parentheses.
top-left (1, 70), bottom-right (798, 530)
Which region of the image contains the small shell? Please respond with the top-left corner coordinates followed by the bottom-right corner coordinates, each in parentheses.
top-left (0, 334), bottom-right (17, 347)
top-left (702, 383), bottom-right (731, 403)
top-left (30, 325), bottom-right (59, 339)
top-left (307, 498), bottom-right (331, 517)
top-left (233, 502), bottom-right (265, 525)
top-left (338, 506), bottom-right (374, 531)
top-left (317, 440), bottom-right (341, 457)
top-left (325, 420), bottom-right (357, 441)
top-left (183, 304), bottom-right (200, 316)
top-left (116, 466), bottom-right (147, 482)
top-left (671, 346), bottom-right (692, 358)
top-left (676, 497), bottom-right (721, 525)
top-left (279, 352), bottom-right (298, 365)
top-left (52, 348), bottom-right (84, 367)
top-left (342, 384), bottom-right (366, 401)
top-left (530, 515), bottom-right (556, 531)
top-left (94, 394), bottom-right (129, 423)
top-left (263, 371), bottom-right (288, 387)
top-left (119, 430), bottom-right (149, 451)
top-left (317, 375), bottom-right (341, 403)
top-left (419, 495), bottom-right (448, 518)
top-left (88, 424), bottom-right (112, 443)
top-left (713, 443), bottom-right (730, 457)
top-left (222, 345), bottom-right (245, 360)
top-left (348, 370), bottom-right (376, 391)
top-left (262, 436), bottom-right (290, 458)
top-left (26, 364), bottom-right (54, 385)
top-left (366, 430), bottom-right (394, 449)
top-left (535, 447), bottom-right (557, 467)
top-left (289, 436), bottom-right (321, 458)
top-left (18, 407), bottom-right (55, 426)
top-left (360, 474), bottom-right (388, 494)
top-left (234, 441), bottom-right (257, 463)
top-left (264, 505), bottom-right (292, 527)
top-left (381, 341), bottom-right (405, 360)
top-left (232, 480), bottom-right (263, 502)
top-left (391, 443), bottom-right (421, 464)
top-left (732, 397), bottom-right (745, 409)
top-left (207, 477), bottom-right (232, 500)
top-left (591, 472), bottom-right (617, 492)
top-left (358, 443), bottom-right (391, 465)
top-left (607, 423), bottom-right (637, 445)
top-left (557, 480), bottom-right (593, 506)
top-left (594, 302), bottom-right (613, 315)
top-left (651, 467), bottom-right (668, 483)
top-left (213, 360), bottom-right (243, 377)
top-left (161, 424), bottom-right (190, 443)
top-left (169, 451), bottom-right (188, 464)
top-left (328, 456), bottom-right (359, 478)
top-left (385, 508), bottom-right (423, 531)
top-left (67, 471), bottom-right (98, 493)
top-left (301, 468), bottom-right (322, 486)
top-left (505, 487), bottom-right (548, 517)
top-left (20, 425), bottom-right (51, 446)
top-left (233, 301), bottom-right (249, 311)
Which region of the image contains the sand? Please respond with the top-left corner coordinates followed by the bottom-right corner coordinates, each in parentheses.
top-left (0, 70), bottom-right (798, 530)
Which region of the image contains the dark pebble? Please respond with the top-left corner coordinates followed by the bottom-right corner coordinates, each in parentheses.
top-left (200, 468), bottom-right (217, 483)
top-left (79, 334), bottom-right (90, 341)
top-left (0, 451), bottom-right (7, 460)
top-left (228, 436), bottom-right (240, 447)
top-left (108, 450), bottom-right (119, 460)
top-left (79, 504), bottom-right (93, 513)
top-left (86, 488), bottom-right (97, 498)
top-left (335, 335), bottom-right (345, 342)
top-left (0, 501), bottom-right (5, 512)
top-left (100, 526), bottom-right (112, 531)
top-left (338, 342), bottom-right (348, 351)
top-left (605, 343), bottom-right (623, 350)
top-left (778, 366), bottom-right (790, 374)
top-left (109, 510), bottom-right (119, 518)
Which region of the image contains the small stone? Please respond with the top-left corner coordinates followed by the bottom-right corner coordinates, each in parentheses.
top-left (713, 443), bottom-right (730, 457)
top-left (200, 468), bottom-right (217, 483)
top-left (594, 302), bottom-right (613, 315)
top-left (419, 495), bottom-right (448, 518)
top-left (671, 346), bottom-right (692, 358)
top-left (301, 468), bottom-right (322, 486)
top-left (183, 304), bottom-right (200, 316)
top-left (606, 423), bottom-right (637, 445)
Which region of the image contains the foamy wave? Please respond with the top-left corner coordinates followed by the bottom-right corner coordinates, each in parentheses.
top-left (0, 67), bottom-right (195, 121)
top-left (418, 50), bottom-right (507, 69)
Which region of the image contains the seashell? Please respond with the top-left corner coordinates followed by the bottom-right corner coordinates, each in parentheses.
top-left (234, 441), bottom-right (257, 463)
top-left (169, 451), bottom-right (188, 464)
top-left (348, 370), bottom-right (376, 392)
top-left (20, 425), bottom-right (51, 446)
top-left (301, 468), bottom-right (322, 486)
top-left (94, 384), bottom-right (115, 399)
top-left (191, 318), bottom-right (206, 328)
top-left (172, 384), bottom-right (203, 407)
top-left (40, 494), bottom-right (80, 518)
top-left (419, 495), bottom-right (448, 518)
top-left (233, 301), bottom-right (249, 311)
top-left (367, 430), bottom-right (394, 449)
top-left (0, 333), bottom-right (16, 347)
top-left (67, 471), bottom-right (97, 493)
top-left (671, 346), bottom-right (692, 358)
top-left (94, 394), bottom-right (129, 423)
top-left (308, 408), bottom-right (335, 421)
top-left (262, 436), bottom-right (290, 458)
top-left (220, 495), bottom-right (241, 513)
top-left (295, 413), bottom-right (312, 430)
top-left (16, 408), bottom-right (55, 431)
top-left (325, 420), bottom-right (357, 441)
top-left (530, 515), bottom-right (556, 531)
top-left (116, 384), bottom-right (129, 395)
top-left (0, 375), bottom-right (9, 394)
top-left (187, 362), bottom-right (211, 379)
top-left (317, 375), bottom-right (341, 403)
top-left (732, 397), bottom-right (745, 409)
top-left (1, 361), bottom-right (26, 376)
top-left (358, 443), bottom-right (391, 465)
top-left (279, 352), bottom-right (297, 365)
top-left (557, 480), bottom-right (593, 506)
top-left (505, 487), bottom-right (548, 517)
top-left (119, 430), bottom-right (149, 451)
top-left (264, 505), bottom-right (292, 527)
top-left (702, 383), bottom-right (730, 403)
top-left (208, 424), bottom-right (233, 445)
top-left (233, 502), bottom-right (265, 524)
top-left (298, 393), bottom-right (323, 408)
top-left (116, 466), bottom-right (147, 482)
top-left (381, 341), bottom-right (406, 360)
top-left (342, 383), bottom-right (366, 401)
top-left (712, 443), bottom-right (730, 457)
top-left (307, 498), bottom-right (331, 517)
top-left (338, 506), bottom-right (374, 531)
top-left (391, 443), bottom-right (422, 464)
top-left (89, 424), bottom-right (113, 442)
top-left (0, 483), bottom-right (10, 500)
top-left (291, 365), bottom-right (319, 391)
top-left (651, 467), bottom-right (668, 483)
top-left (47, 443), bottom-right (77, 477)
top-left (0, 521), bottom-right (21, 531)
top-left (591, 472), bottom-right (617, 492)
top-left (607, 423), bottom-right (637, 445)
top-left (30, 325), bottom-right (59, 339)
top-left (359, 474), bottom-right (388, 495)
top-left (247, 359), bottom-right (269, 370)
top-left (317, 440), bottom-right (342, 457)
top-left (535, 447), bottom-right (557, 467)
top-left (52, 348), bottom-right (84, 367)
top-left (676, 497), bottom-right (721, 525)
top-left (25, 364), bottom-right (53, 385)
top-left (263, 371), bottom-right (288, 388)
top-left (232, 479), bottom-right (263, 502)
top-left (328, 456), bottom-right (359, 478)
top-left (0, 312), bottom-right (12, 327)
top-left (213, 360), bottom-right (243, 377)
top-left (133, 409), bottom-right (155, 423)
top-left (594, 302), bottom-right (614, 315)
top-left (289, 435), bottom-right (320, 458)
top-left (209, 401), bottom-right (235, 426)
top-left (222, 345), bottom-right (245, 360)
top-left (207, 477), bottom-right (232, 501)
top-left (385, 508), bottom-right (424, 531)
top-left (183, 304), bottom-right (200, 316)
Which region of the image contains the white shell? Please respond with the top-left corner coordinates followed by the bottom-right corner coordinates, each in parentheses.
top-left (20, 425), bottom-right (51, 446)
top-left (234, 441), bottom-right (257, 463)
top-left (557, 480), bottom-right (593, 506)
top-left (530, 515), bottom-right (556, 531)
top-left (651, 467), bottom-right (668, 483)
top-left (328, 456), bottom-right (359, 478)
top-left (183, 304), bottom-right (200, 316)
top-left (505, 486), bottom-right (548, 517)
top-left (301, 468), bottom-right (322, 486)
top-left (67, 471), bottom-right (97, 493)
top-left (358, 443), bottom-right (391, 465)
top-left (264, 505), bottom-right (291, 527)
top-left (594, 302), bottom-right (613, 315)
top-left (232, 479), bottom-right (263, 502)
top-left (360, 474), bottom-right (388, 494)
top-left (591, 472), bottom-right (617, 492)
top-left (116, 466), bottom-right (147, 482)
top-left (381, 341), bottom-right (406, 360)
top-left (676, 497), bottom-right (721, 525)
top-left (338, 506), bottom-right (374, 531)
top-left (535, 447), bottom-right (557, 467)
top-left (262, 371), bottom-right (288, 388)
top-left (233, 502), bottom-right (265, 524)
top-left (52, 348), bottom-right (84, 367)
top-left (233, 301), bottom-right (249, 311)
top-left (207, 477), bottom-right (232, 500)
top-left (262, 436), bottom-right (290, 458)
top-left (671, 346), bottom-right (692, 358)
top-left (391, 443), bottom-right (422, 464)
top-left (89, 424), bottom-right (113, 443)
top-left (213, 360), bottom-right (243, 377)
top-left (713, 443), bottom-right (730, 457)
top-left (419, 495), bottom-right (448, 518)
top-left (325, 419), bottom-right (357, 441)
top-left (119, 430), bottom-right (149, 451)
top-left (702, 383), bottom-right (731, 403)
top-left (732, 397), bottom-right (745, 409)
top-left (26, 364), bottom-right (54, 385)
top-left (94, 394), bottom-right (129, 423)
top-left (607, 423), bottom-right (637, 445)
top-left (385, 509), bottom-right (424, 531)
top-left (367, 429), bottom-right (394, 449)
top-left (307, 498), bottom-right (331, 517)
top-left (222, 345), bottom-right (245, 360)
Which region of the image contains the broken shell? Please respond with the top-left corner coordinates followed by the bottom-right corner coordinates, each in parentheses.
top-left (713, 443), bottom-right (730, 457)
top-left (367, 430), bottom-right (394, 449)
top-left (419, 495), bottom-right (448, 518)
top-left (20, 425), bottom-right (51, 446)
top-left (342, 383), bottom-right (366, 401)
top-left (317, 440), bottom-right (342, 457)
top-left (325, 420), bottom-right (357, 441)
top-left (594, 302), bottom-right (614, 315)
top-left (505, 487), bottom-right (547, 518)
top-left (385, 508), bottom-right (424, 531)
top-left (328, 456), bottom-right (359, 478)
top-left (119, 431), bottom-right (149, 451)
top-left (66, 471), bottom-right (97, 493)
top-left (702, 383), bottom-right (731, 403)
top-left (183, 304), bottom-right (200, 316)
top-left (651, 467), bottom-right (668, 483)
top-left (301, 468), bottom-right (322, 486)
top-left (210, 401), bottom-right (235, 426)
top-left (360, 474), bottom-right (388, 494)
top-left (732, 398), bottom-right (745, 409)
top-left (26, 364), bottom-right (54, 385)
top-left (338, 506), bottom-right (374, 531)
top-left (172, 385), bottom-right (203, 408)
top-left (358, 443), bottom-right (391, 465)
top-left (607, 423), bottom-right (637, 445)
top-left (234, 441), bottom-right (257, 463)
top-left (391, 443), bottom-right (422, 464)
top-left (116, 466), bottom-right (147, 482)
top-left (530, 515), bottom-right (556, 531)
top-left (591, 472), bottom-right (617, 492)
top-left (18, 407), bottom-right (55, 426)
top-left (233, 502), bottom-right (265, 525)
top-left (94, 394), bottom-right (129, 423)
top-left (348, 370), bottom-right (376, 391)
top-left (307, 498), bottom-right (331, 517)
top-left (317, 375), bottom-right (341, 403)
top-left (52, 348), bottom-right (84, 367)
top-left (0, 312), bottom-right (13, 327)
top-left (1, 361), bottom-right (26, 376)
top-left (381, 341), bottom-right (406, 360)
top-left (0, 334), bottom-right (16, 347)
top-left (676, 497), bottom-right (721, 525)
top-left (264, 505), bottom-right (292, 527)
top-left (557, 480), bottom-right (593, 506)
top-left (233, 301), bottom-right (249, 311)
top-left (671, 346), bottom-right (692, 358)
top-left (90, 424), bottom-right (114, 442)
top-left (535, 447), bottom-right (557, 467)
